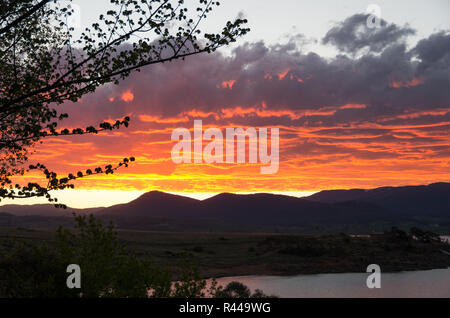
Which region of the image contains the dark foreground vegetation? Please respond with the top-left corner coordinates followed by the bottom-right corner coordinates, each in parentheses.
top-left (0, 215), bottom-right (275, 298)
top-left (0, 215), bottom-right (449, 297)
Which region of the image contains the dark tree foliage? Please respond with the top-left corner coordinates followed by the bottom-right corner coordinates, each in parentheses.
top-left (0, 0), bottom-right (249, 206)
top-left (214, 281), bottom-right (277, 298)
top-left (410, 227), bottom-right (442, 244)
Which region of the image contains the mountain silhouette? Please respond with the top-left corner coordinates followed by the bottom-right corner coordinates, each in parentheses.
top-left (94, 191), bottom-right (392, 226)
top-left (97, 191), bottom-right (199, 218)
top-left (0, 204), bottom-right (100, 216)
top-left (90, 190), bottom-right (410, 231)
top-left (0, 182), bottom-right (449, 231)
top-left (307, 182), bottom-right (450, 218)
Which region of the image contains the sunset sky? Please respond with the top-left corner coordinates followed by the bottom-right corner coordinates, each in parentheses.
top-left (3, 0), bottom-right (450, 208)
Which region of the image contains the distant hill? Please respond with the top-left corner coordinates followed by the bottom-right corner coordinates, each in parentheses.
top-left (97, 191), bottom-right (199, 218)
top-left (0, 182), bottom-right (449, 232)
top-left (0, 204), bottom-right (98, 229)
top-left (306, 182), bottom-right (450, 218)
top-left (95, 190), bottom-right (409, 230)
top-left (197, 193), bottom-right (392, 225)
top-left (0, 204), bottom-right (101, 217)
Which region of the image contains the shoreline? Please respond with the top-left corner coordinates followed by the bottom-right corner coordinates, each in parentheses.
top-left (207, 266), bottom-right (450, 281)
top-left (201, 263), bottom-right (450, 280)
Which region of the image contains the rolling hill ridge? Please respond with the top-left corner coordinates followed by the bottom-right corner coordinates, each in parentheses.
top-left (0, 182), bottom-right (449, 232)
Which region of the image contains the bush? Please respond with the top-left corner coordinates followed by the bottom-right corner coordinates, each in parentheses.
top-left (410, 227), bottom-right (441, 244)
top-left (214, 281), bottom-right (277, 298)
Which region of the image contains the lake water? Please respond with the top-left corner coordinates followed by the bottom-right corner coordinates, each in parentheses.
top-left (215, 268), bottom-right (450, 298)
top-left (213, 236), bottom-right (450, 298)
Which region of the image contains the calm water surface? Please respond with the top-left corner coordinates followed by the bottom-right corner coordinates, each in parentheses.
top-left (215, 236), bottom-right (450, 298)
top-left (215, 268), bottom-right (450, 298)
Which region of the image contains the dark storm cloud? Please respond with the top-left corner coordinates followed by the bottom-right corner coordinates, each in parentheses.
top-left (322, 13), bottom-right (416, 53)
top-left (60, 14), bottom-right (450, 133)
top-left (414, 31), bottom-right (450, 76)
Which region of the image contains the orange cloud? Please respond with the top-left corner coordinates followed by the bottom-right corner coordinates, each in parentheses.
top-left (121, 90), bottom-right (134, 102)
top-left (139, 114), bottom-right (189, 124)
top-left (221, 80), bottom-right (236, 89)
top-left (391, 77), bottom-right (424, 88)
top-left (278, 68), bottom-right (290, 80)
top-left (340, 104), bottom-right (366, 109)
top-left (15, 109), bottom-right (449, 198)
